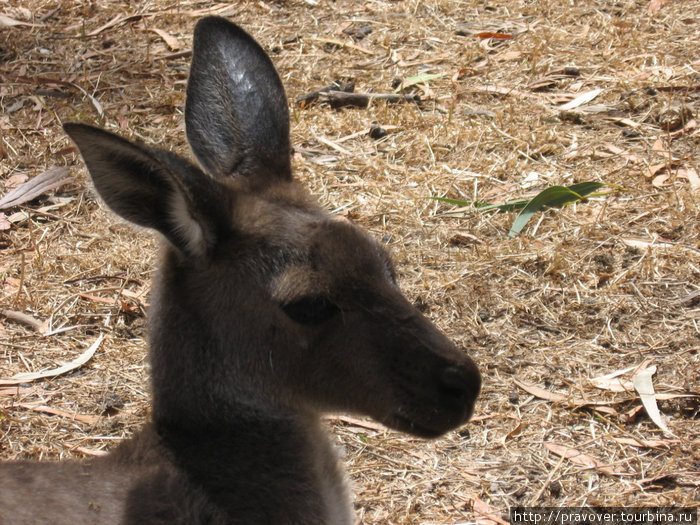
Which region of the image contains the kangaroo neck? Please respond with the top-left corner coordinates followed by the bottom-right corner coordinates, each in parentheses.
top-left (155, 413), bottom-right (353, 524)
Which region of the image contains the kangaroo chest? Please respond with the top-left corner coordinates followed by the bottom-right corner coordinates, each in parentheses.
top-left (152, 421), bottom-right (354, 524)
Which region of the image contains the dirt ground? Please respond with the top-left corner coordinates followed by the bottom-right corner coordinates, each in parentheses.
top-left (1, 1), bottom-right (698, 523)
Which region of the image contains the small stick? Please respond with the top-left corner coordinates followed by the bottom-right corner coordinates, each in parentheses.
top-left (296, 80), bottom-right (355, 106)
top-left (0, 308), bottom-right (45, 333)
top-left (319, 90), bottom-right (420, 109)
top-left (155, 49), bottom-right (193, 61)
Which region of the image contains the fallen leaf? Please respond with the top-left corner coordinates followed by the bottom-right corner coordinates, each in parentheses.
top-left (602, 142), bottom-right (642, 164)
top-left (620, 404), bottom-right (645, 423)
top-left (121, 288), bottom-right (150, 309)
top-left (0, 166), bottom-right (72, 210)
top-left (468, 414), bottom-right (496, 423)
top-left (16, 403), bottom-right (100, 424)
top-left (0, 334), bottom-right (104, 386)
top-left (5, 173), bottom-right (29, 189)
top-left (678, 167), bottom-right (700, 189)
top-left (472, 496), bottom-right (508, 525)
top-left (591, 405), bottom-right (618, 415)
top-left (0, 308), bottom-right (48, 334)
top-left (604, 116), bottom-right (639, 128)
top-left (75, 447), bottom-right (109, 457)
top-left (652, 174), bottom-right (670, 187)
top-left (648, 0), bottom-right (669, 14)
top-left (468, 85), bottom-right (543, 100)
top-left (453, 68), bottom-right (476, 81)
top-left (0, 14), bottom-right (35, 27)
top-left (397, 72), bottom-right (445, 92)
top-left (119, 300), bottom-right (141, 314)
top-left (644, 162), bottom-right (668, 178)
top-left (652, 138), bottom-right (668, 155)
top-left (449, 231), bottom-right (482, 246)
top-left (79, 293), bottom-right (115, 305)
top-left (494, 50), bottom-right (522, 61)
top-left (66, 81), bottom-right (104, 120)
top-left (0, 386), bottom-right (36, 396)
top-left (621, 237), bottom-right (674, 250)
top-left (3, 276), bottom-right (21, 294)
top-left (558, 88), bottom-right (603, 110)
top-left (514, 381), bottom-right (626, 418)
top-left (544, 442), bottom-right (624, 475)
top-left (502, 421), bottom-right (527, 444)
top-left (669, 118), bottom-right (697, 138)
top-left (514, 379), bottom-right (566, 402)
top-left (633, 366), bottom-right (675, 436)
top-left (644, 162), bottom-right (698, 189)
top-left (151, 27), bottom-right (181, 50)
top-left (0, 213), bottom-right (10, 230)
top-left (475, 32), bottom-right (513, 40)
top-left (86, 14), bottom-right (143, 37)
top-left (589, 367), bottom-right (636, 392)
top-left (612, 436), bottom-right (680, 449)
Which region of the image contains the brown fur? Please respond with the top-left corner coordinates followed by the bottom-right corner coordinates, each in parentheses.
top-left (0, 17), bottom-right (480, 524)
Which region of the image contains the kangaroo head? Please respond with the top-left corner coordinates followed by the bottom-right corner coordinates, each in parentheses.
top-left (64, 16), bottom-right (480, 439)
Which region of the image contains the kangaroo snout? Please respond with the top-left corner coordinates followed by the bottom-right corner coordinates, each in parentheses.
top-left (439, 363), bottom-right (481, 406)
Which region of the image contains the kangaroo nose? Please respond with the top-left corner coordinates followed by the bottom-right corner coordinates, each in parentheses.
top-left (439, 365), bottom-right (481, 403)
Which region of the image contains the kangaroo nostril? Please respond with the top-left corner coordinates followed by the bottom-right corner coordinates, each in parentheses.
top-left (440, 366), bottom-right (480, 401)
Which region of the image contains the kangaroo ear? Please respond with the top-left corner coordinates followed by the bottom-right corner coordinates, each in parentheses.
top-left (64, 122), bottom-right (225, 259)
top-left (185, 16), bottom-right (291, 184)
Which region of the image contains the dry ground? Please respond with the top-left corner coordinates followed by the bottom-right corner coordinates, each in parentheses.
top-left (1, 1), bottom-right (698, 523)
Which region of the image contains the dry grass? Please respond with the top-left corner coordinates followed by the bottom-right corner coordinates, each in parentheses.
top-left (1, 0), bottom-right (698, 523)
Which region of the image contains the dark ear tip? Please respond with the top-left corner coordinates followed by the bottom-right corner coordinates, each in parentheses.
top-left (195, 15), bottom-right (228, 27)
top-left (62, 121), bottom-right (80, 133)
top-left (63, 122), bottom-right (95, 138)
top-left (194, 16), bottom-right (242, 38)
top-left (63, 122), bottom-right (86, 143)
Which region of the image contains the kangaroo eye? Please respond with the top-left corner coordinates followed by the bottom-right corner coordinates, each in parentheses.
top-left (281, 296), bottom-right (339, 325)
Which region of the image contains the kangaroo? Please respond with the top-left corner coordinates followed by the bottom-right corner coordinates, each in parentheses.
top-left (0, 16), bottom-right (480, 525)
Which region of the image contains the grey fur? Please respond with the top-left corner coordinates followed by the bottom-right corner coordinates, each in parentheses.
top-left (0, 16), bottom-right (480, 525)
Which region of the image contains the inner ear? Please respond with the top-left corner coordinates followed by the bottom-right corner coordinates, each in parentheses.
top-left (185, 16), bottom-right (291, 184)
top-left (64, 123), bottom-right (227, 260)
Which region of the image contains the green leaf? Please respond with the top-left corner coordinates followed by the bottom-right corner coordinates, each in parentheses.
top-left (429, 196), bottom-right (530, 212)
top-left (475, 198), bottom-right (531, 213)
top-left (508, 182), bottom-right (605, 237)
top-left (429, 196), bottom-right (472, 207)
top-left (566, 181), bottom-right (607, 197)
top-left (430, 181), bottom-right (617, 237)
